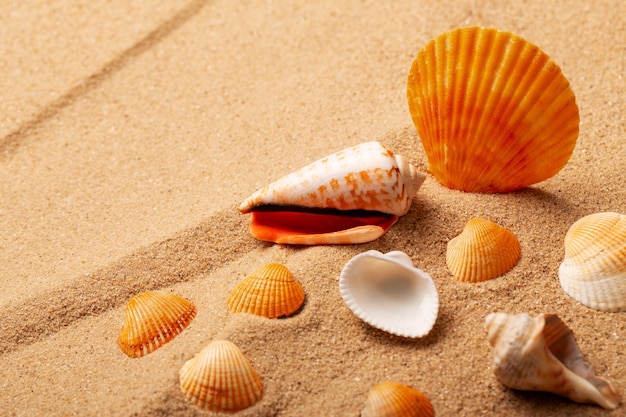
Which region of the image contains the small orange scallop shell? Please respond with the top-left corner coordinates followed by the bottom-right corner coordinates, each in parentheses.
top-left (361, 381), bottom-right (435, 417)
top-left (559, 212), bottom-right (626, 311)
top-left (446, 218), bottom-right (521, 282)
top-left (407, 27), bottom-right (579, 193)
top-left (179, 340), bottom-right (263, 412)
top-left (227, 263), bottom-right (305, 318)
top-left (118, 291), bottom-right (196, 358)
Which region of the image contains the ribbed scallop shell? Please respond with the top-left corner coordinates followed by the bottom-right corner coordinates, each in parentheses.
top-left (446, 218), bottom-right (521, 282)
top-left (238, 141), bottom-right (426, 245)
top-left (558, 212), bottom-right (626, 312)
top-left (227, 263), bottom-right (305, 318)
top-left (118, 291), bottom-right (196, 358)
top-left (179, 340), bottom-right (263, 412)
top-left (361, 381), bottom-right (435, 417)
top-left (339, 250), bottom-right (439, 338)
top-left (485, 312), bottom-right (621, 409)
top-left (407, 27), bottom-right (579, 193)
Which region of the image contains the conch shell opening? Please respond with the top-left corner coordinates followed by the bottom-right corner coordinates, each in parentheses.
top-left (239, 141), bottom-right (425, 245)
top-left (485, 312), bottom-right (622, 409)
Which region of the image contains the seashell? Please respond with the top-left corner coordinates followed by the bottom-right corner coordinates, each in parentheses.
top-left (446, 218), bottom-right (521, 282)
top-left (559, 212), bottom-right (626, 312)
top-left (407, 27), bottom-right (579, 193)
top-left (227, 263), bottom-right (305, 318)
top-left (339, 250), bottom-right (438, 338)
top-left (118, 291), bottom-right (196, 358)
top-left (361, 381), bottom-right (435, 417)
top-left (180, 340), bottom-right (263, 412)
top-left (238, 141), bottom-right (426, 245)
top-left (485, 312), bottom-right (622, 409)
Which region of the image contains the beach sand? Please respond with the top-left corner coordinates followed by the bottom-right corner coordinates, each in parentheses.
top-left (1, 0), bottom-right (624, 415)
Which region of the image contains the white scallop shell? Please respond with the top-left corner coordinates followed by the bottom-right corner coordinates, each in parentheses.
top-left (339, 250), bottom-right (439, 338)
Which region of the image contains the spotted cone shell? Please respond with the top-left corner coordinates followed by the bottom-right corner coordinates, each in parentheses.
top-left (361, 381), bottom-right (435, 417)
top-left (407, 27), bottom-right (579, 192)
top-left (239, 141), bottom-right (424, 216)
top-left (118, 291), bottom-right (196, 358)
top-left (238, 141), bottom-right (426, 245)
top-left (227, 263), bottom-right (305, 318)
top-left (180, 340), bottom-right (263, 412)
top-left (446, 218), bottom-right (521, 282)
top-left (559, 212), bottom-right (626, 312)
top-left (486, 312), bottom-right (621, 409)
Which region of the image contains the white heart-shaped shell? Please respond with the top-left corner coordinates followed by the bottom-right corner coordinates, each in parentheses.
top-left (558, 212), bottom-right (626, 312)
top-left (339, 250), bottom-right (439, 338)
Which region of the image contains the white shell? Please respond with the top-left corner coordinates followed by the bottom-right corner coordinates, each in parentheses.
top-left (239, 141), bottom-right (425, 216)
top-left (558, 212), bottom-right (626, 312)
top-left (485, 312), bottom-right (621, 409)
top-left (339, 250), bottom-right (439, 338)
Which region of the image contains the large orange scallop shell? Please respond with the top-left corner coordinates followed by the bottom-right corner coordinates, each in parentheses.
top-left (558, 212), bottom-right (626, 311)
top-left (446, 218), bottom-right (521, 282)
top-left (361, 381), bottom-right (435, 417)
top-left (179, 340), bottom-right (263, 412)
top-left (227, 263), bottom-right (305, 318)
top-left (407, 27), bottom-right (579, 193)
top-left (118, 291), bottom-right (196, 358)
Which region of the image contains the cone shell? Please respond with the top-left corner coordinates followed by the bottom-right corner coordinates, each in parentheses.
top-left (446, 218), bottom-right (521, 282)
top-left (485, 312), bottom-right (622, 409)
top-left (407, 27), bottom-right (579, 193)
top-left (361, 381), bottom-right (435, 417)
top-left (118, 291), bottom-right (196, 358)
top-left (180, 340), bottom-right (263, 412)
top-left (227, 263), bottom-right (305, 318)
top-left (239, 141), bottom-right (424, 216)
top-left (238, 141), bottom-right (426, 245)
top-left (559, 212), bottom-right (626, 312)
top-left (339, 250), bottom-right (439, 338)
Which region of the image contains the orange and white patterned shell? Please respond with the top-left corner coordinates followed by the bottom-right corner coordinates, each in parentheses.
top-left (559, 212), bottom-right (626, 312)
top-left (238, 141), bottom-right (425, 216)
top-left (446, 218), bottom-right (521, 282)
top-left (179, 340), bottom-right (263, 412)
top-left (407, 27), bottom-right (579, 193)
top-left (361, 381), bottom-right (435, 417)
top-left (118, 291), bottom-right (196, 358)
top-left (227, 263), bottom-right (305, 318)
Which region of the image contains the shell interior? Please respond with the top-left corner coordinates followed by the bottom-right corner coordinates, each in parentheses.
top-left (339, 250), bottom-right (439, 338)
top-left (118, 291), bottom-right (196, 358)
top-left (227, 263), bottom-right (305, 318)
top-left (407, 27), bottom-right (579, 193)
top-left (558, 212), bottom-right (626, 312)
top-left (179, 340), bottom-right (263, 412)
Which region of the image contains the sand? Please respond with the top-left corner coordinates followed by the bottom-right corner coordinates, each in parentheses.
top-left (1, 0), bottom-right (624, 416)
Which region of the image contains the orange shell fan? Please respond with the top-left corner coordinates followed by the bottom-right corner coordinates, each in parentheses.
top-left (407, 27), bottom-right (579, 193)
top-left (446, 218), bottom-right (521, 282)
top-left (361, 381), bottom-right (435, 417)
top-left (118, 291), bottom-right (196, 358)
top-left (227, 263), bottom-right (305, 318)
